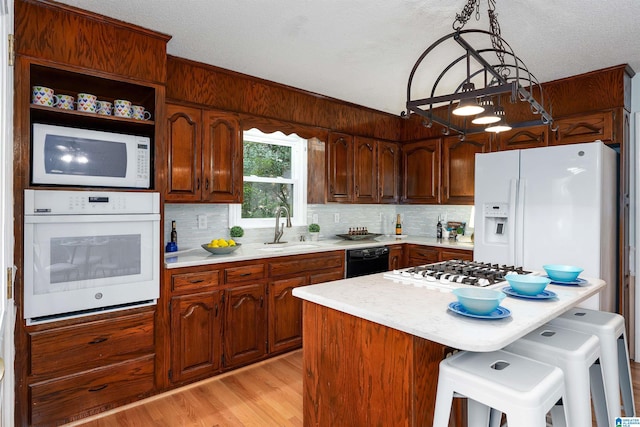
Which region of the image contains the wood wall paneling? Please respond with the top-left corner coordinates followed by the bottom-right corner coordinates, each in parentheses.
top-left (15, 0), bottom-right (170, 84)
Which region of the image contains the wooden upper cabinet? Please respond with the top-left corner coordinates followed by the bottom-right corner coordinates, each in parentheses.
top-left (202, 111), bottom-right (243, 203)
top-left (401, 139), bottom-right (440, 204)
top-left (442, 134), bottom-right (489, 205)
top-left (165, 104), bottom-right (242, 203)
top-left (353, 136), bottom-right (378, 203)
top-left (327, 132), bottom-right (354, 202)
top-left (494, 124), bottom-right (549, 151)
top-left (165, 104), bottom-right (202, 201)
top-left (550, 111), bottom-right (614, 145)
top-left (378, 141), bottom-right (400, 204)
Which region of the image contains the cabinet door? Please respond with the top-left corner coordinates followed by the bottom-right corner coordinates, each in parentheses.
top-left (327, 132), bottom-right (354, 202)
top-left (165, 104), bottom-right (202, 202)
top-left (353, 136), bottom-right (378, 203)
top-left (442, 134), bottom-right (489, 205)
top-left (224, 283), bottom-right (267, 368)
top-left (378, 141), bottom-right (400, 204)
top-left (388, 245), bottom-right (404, 270)
top-left (401, 139), bottom-right (440, 204)
top-left (550, 111), bottom-right (614, 145)
top-left (495, 125), bottom-right (548, 151)
top-left (268, 276), bottom-right (306, 354)
top-left (170, 291), bottom-right (222, 384)
top-left (202, 111), bottom-right (243, 203)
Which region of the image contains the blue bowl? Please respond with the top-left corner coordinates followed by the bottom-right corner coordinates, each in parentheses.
top-left (543, 264), bottom-right (583, 282)
top-left (452, 288), bottom-right (505, 315)
top-left (505, 274), bottom-right (550, 296)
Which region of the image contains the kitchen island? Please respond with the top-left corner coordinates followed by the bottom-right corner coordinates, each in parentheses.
top-left (292, 272), bottom-right (605, 426)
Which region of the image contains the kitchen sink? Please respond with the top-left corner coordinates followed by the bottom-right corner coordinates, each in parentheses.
top-left (259, 243), bottom-right (320, 252)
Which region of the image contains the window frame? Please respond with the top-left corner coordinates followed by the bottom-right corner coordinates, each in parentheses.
top-left (229, 128), bottom-right (307, 228)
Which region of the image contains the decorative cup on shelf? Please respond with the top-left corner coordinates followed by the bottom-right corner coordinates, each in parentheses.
top-left (131, 105), bottom-right (151, 120)
top-left (96, 100), bottom-right (112, 116)
top-left (32, 86), bottom-right (55, 106)
top-left (114, 99), bottom-right (132, 118)
top-left (53, 94), bottom-right (74, 110)
top-left (76, 93), bottom-right (98, 113)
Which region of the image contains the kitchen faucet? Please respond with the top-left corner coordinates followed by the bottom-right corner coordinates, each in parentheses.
top-left (271, 205), bottom-right (292, 244)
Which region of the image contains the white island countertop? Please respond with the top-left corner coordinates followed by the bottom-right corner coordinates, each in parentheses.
top-left (164, 235), bottom-right (473, 269)
top-left (292, 272), bottom-right (605, 352)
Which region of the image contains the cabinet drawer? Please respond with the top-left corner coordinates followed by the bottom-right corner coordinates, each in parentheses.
top-left (30, 355), bottom-right (155, 426)
top-left (224, 263), bottom-right (265, 283)
top-left (407, 246), bottom-right (439, 263)
top-left (309, 269), bottom-right (345, 284)
top-left (172, 270), bottom-right (219, 292)
top-left (441, 249), bottom-right (473, 262)
top-left (30, 311), bottom-right (154, 376)
top-left (269, 252), bottom-right (344, 277)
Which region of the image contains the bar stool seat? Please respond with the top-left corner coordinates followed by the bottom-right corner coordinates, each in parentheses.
top-left (548, 307), bottom-right (635, 419)
top-left (432, 350), bottom-right (567, 427)
top-left (504, 324), bottom-right (607, 427)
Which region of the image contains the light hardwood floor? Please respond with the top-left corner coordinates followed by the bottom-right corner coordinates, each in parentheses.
top-left (68, 349), bottom-right (640, 426)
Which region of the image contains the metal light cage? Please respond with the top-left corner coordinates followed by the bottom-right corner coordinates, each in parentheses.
top-left (402, 29), bottom-right (553, 136)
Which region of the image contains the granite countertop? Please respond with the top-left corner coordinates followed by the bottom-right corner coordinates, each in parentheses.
top-left (164, 235), bottom-right (474, 269)
top-left (292, 272), bottom-right (605, 352)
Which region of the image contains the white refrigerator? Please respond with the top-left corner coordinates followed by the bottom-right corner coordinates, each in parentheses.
top-left (473, 141), bottom-right (617, 311)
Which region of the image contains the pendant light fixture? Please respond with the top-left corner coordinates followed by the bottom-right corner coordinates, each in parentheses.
top-left (484, 105), bottom-right (512, 132)
top-left (471, 98), bottom-right (501, 124)
top-left (402, 0), bottom-right (553, 137)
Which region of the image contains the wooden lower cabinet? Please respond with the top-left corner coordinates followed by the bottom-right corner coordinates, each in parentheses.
top-left (388, 245), bottom-right (404, 270)
top-left (223, 283), bottom-right (267, 368)
top-left (441, 247), bottom-right (474, 261)
top-left (27, 309), bottom-right (156, 426)
top-left (170, 291), bottom-right (222, 383)
top-left (407, 244), bottom-right (473, 266)
top-left (406, 244), bottom-right (439, 266)
top-left (268, 276), bottom-right (306, 354)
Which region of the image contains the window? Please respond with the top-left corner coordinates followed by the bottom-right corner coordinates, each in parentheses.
top-left (229, 128), bottom-right (307, 228)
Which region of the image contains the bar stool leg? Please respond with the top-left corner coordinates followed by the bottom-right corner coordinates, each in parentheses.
top-left (467, 398), bottom-right (491, 427)
top-left (618, 334), bottom-right (635, 416)
top-left (590, 362), bottom-right (609, 427)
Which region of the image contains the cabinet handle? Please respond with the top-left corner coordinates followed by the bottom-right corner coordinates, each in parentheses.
top-left (240, 272), bottom-right (252, 277)
top-left (260, 296), bottom-right (264, 308)
top-left (197, 178), bottom-right (200, 190)
top-left (88, 337), bottom-right (108, 345)
top-left (190, 279), bottom-right (204, 284)
top-left (329, 185), bottom-right (334, 195)
top-left (88, 384), bottom-right (108, 392)
top-left (355, 184), bottom-right (359, 196)
top-left (205, 178), bottom-right (209, 190)
top-left (215, 303), bottom-right (218, 317)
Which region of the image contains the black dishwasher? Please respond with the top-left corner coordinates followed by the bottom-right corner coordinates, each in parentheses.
top-left (346, 246), bottom-right (390, 278)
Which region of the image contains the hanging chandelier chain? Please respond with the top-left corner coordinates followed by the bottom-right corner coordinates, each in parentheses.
top-left (452, 0), bottom-right (480, 31)
top-left (487, 0), bottom-right (506, 71)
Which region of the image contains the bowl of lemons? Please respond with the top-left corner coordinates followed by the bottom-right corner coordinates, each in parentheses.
top-left (201, 238), bottom-right (241, 255)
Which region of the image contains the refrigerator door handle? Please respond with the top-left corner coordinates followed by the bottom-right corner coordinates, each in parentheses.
top-left (508, 178), bottom-right (518, 266)
top-left (515, 178), bottom-right (526, 267)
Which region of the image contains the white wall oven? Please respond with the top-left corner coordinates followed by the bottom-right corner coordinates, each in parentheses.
top-left (23, 189), bottom-right (160, 324)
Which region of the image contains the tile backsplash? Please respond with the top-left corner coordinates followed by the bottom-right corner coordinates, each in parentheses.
top-left (164, 203), bottom-right (474, 250)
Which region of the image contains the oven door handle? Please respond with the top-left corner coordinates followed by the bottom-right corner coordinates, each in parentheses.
top-left (24, 213), bottom-right (160, 224)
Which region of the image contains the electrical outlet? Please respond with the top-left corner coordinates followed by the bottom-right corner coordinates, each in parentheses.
top-left (312, 214), bottom-right (319, 223)
top-left (334, 213), bottom-right (340, 223)
top-left (197, 214), bottom-right (207, 229)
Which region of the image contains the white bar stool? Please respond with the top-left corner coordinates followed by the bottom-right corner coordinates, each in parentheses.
top-left (504, 324), bottom-right (606, 427)
top-left (548, 307), bottom-right (635, 419)
top-left (432, 350), bottom-right (567, 427)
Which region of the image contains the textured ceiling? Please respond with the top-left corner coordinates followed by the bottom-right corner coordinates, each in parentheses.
top-left (55, 0), bottom-right (640, 115)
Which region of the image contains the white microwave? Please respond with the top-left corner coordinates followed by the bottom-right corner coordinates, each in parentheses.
top-left (32, 123), bottom-right (151, 189)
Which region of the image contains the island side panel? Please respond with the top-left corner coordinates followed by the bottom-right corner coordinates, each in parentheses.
top-left (302, 301), bottom-right (456, 426)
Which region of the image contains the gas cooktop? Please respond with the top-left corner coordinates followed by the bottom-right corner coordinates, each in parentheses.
top-left (383, 259), bottom-right (532, 290)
